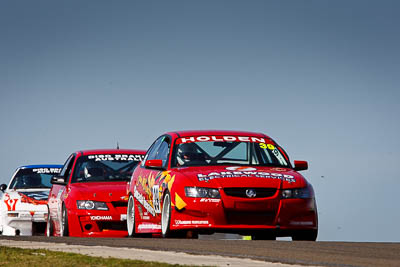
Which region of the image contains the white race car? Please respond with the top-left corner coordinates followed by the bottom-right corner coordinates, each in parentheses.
top-left (0, 165), bottom-right (62, 236)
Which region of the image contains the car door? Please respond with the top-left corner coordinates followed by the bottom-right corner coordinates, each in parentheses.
top-left (49, 154), bottom-right (75, 234)
top-left (134, 136), bottom-right (170, 227)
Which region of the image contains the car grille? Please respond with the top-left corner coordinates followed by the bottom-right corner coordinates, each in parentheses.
top-left (225, 211), bottom-right (276, 225)
top-left (111, 201), bottom-right (128, 208)
top-left (98, 221), bottom-right (127, 231)
top-left (223, 188), bottom-right (277, 198)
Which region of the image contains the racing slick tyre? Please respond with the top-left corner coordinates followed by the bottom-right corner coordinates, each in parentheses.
top-left (251, 232), bottom-right (276, 240)
top-left (161, 191), bottom-right (172, 238)
top-left (46, 218), bottom-right (53, 237)
top-left (60, 204), bottom-right (69, 237)
top-left (127, 194), bottom-right (137, 237)
top-left (46, 206), bottom-right (53, 237)
top-left (161, 191), bottom-right (198, 239)
top-left (291, 229), bottom-right (318, 241)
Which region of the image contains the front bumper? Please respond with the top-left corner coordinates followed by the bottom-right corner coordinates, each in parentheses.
top-left (1, 211), bottom-right (47, 236)
top-left (67, 209), bottom-right (128, 237)
top-left (170, 194), bottom-right (318, 236)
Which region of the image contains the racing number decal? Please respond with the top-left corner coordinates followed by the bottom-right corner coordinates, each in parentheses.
top-left (259, 143), bottom-right (275, 150)
top-left (152, 185), bottom-right (161, 214)
top-left (259, 143), bottom-right (287, 165)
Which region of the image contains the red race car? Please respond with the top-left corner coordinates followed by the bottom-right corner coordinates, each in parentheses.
top-left (127, 130), bottom-right (318, 240)
top-left (47, 149), bottom-right (146, 237)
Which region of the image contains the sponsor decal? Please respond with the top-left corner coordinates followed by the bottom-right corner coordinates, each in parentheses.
top-left (134, 186), bottom-right (156, 216)
top-left (138, 223), bottom-right (161, 230)
top-left (199, 198), bottom-right (220, 203)
top-left (90, 215), bottom-right (112, 220)
top-left (32, 168), bottom-right (61, 174)
top-left (178, 136), bottom-right (266, 144)
top-left (197, 167), bottom-right (296, 183)
top-left (137, 205), bottom-right (143, 218)
top-left (88, 154), bottom-right (144, 161)
top-left (4, 194), bottom-right (18, 211)
top-left (174, 220), bottom-right (209, 225)
top-left (120, 214), bottom-right (127, 221)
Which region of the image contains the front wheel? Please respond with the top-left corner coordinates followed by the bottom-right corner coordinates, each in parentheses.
top-left (251, 233), bottom-right (276, 240)
top-left (127, 195), bottom-right (136, 237)
top-left (60, 204), bottom-right (69, 237)
top-left (292, 229), bottom-right (318, 241)
top-left (46, 206), bottom-right (53, 237)
top-left (161, 191), bottom-right (172, 238)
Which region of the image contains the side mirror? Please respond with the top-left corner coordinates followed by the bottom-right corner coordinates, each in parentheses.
top-left (145, 159), bottom-right (164, 170)
top-left (0, 184), bottom-right (7, 192)
top-left (294, 160), bottom-right (308, 171)
top-left (51, 176), bottom-right (67, 185)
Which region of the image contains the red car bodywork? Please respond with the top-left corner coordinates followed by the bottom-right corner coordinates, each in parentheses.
top-left (47, 149), bottom-right (146, 237)
top-left (127, 130), bottom-right (318, 240)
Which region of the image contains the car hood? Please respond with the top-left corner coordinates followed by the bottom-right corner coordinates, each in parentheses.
top-left (173, 165), bottom-right (307, 189)
top-left (69, 181), bottom-right (129, 202)
top-left (1, 189), bottom-right (50, 210)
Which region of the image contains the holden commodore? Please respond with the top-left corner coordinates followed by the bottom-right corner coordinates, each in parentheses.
top-left (47, 149), bottom-right (145, 237)
top-left (126, 130), bottom-right (318, 241)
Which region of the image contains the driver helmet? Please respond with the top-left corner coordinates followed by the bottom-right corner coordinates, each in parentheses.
top-left (177, 143), bottom-right (204, 166)
top-left (83, 161), bottom-right (103, 178)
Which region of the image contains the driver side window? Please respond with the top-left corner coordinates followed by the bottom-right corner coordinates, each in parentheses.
top-left (143, 136), bottom-right (170, 168)
top-left (59, 154), bottom-right (75, 183)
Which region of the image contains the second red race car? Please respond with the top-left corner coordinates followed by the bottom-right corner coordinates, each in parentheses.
top-left (47, 149), bottom-right (146, 237)
top-left (127, 130), bottom-right (318, 240)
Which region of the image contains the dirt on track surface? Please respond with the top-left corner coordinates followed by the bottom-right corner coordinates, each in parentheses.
top-left (1, 236), bottom-right (400, 267)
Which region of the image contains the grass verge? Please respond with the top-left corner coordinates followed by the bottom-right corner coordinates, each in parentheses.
top-left (0, 246), bottom-right (203, 267)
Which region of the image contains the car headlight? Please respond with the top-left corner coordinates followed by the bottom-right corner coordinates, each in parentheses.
top-left (185, 187), bottom-right (220, 198)
top-left (77, 200), bottom-right (108, 210)
top-left (281, 187), bottom-right (311, 199)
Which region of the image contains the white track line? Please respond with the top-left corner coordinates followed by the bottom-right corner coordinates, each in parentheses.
top-left (0, 239), bottom-right (307, 267)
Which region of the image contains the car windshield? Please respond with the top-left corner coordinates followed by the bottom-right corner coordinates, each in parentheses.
top-left (72, 154), bottom-right (143, 183)
top-left (9, 167), bottom-right (61, 189)
top-left (172, 136), bottom-right (290, 168)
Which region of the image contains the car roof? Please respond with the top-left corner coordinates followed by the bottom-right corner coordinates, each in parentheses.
top-left (77, 149), bottom-right (147, 156)
top-left (165, 130), bottom-right (271, 139)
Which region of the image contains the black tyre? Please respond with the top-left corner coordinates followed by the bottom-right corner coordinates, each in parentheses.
top-left (251, 232), bottom-right (276, 240)
top-left (127, 195), bottom-right (136, 237)
top-left (61, 204), bottom-right (69, 236)
top-left (46, 206), bottom-right (53, 237)
top-left (292, 229), bottom-right (318, 241)
top-left (161, 191), bottom-right (172, 238)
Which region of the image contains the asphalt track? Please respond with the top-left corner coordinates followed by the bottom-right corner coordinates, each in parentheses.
top-left (1, 236), bottom-right (399, 267)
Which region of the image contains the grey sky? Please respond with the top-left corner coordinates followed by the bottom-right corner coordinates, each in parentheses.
top-left (1, 1), bottom-right (399, 242)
